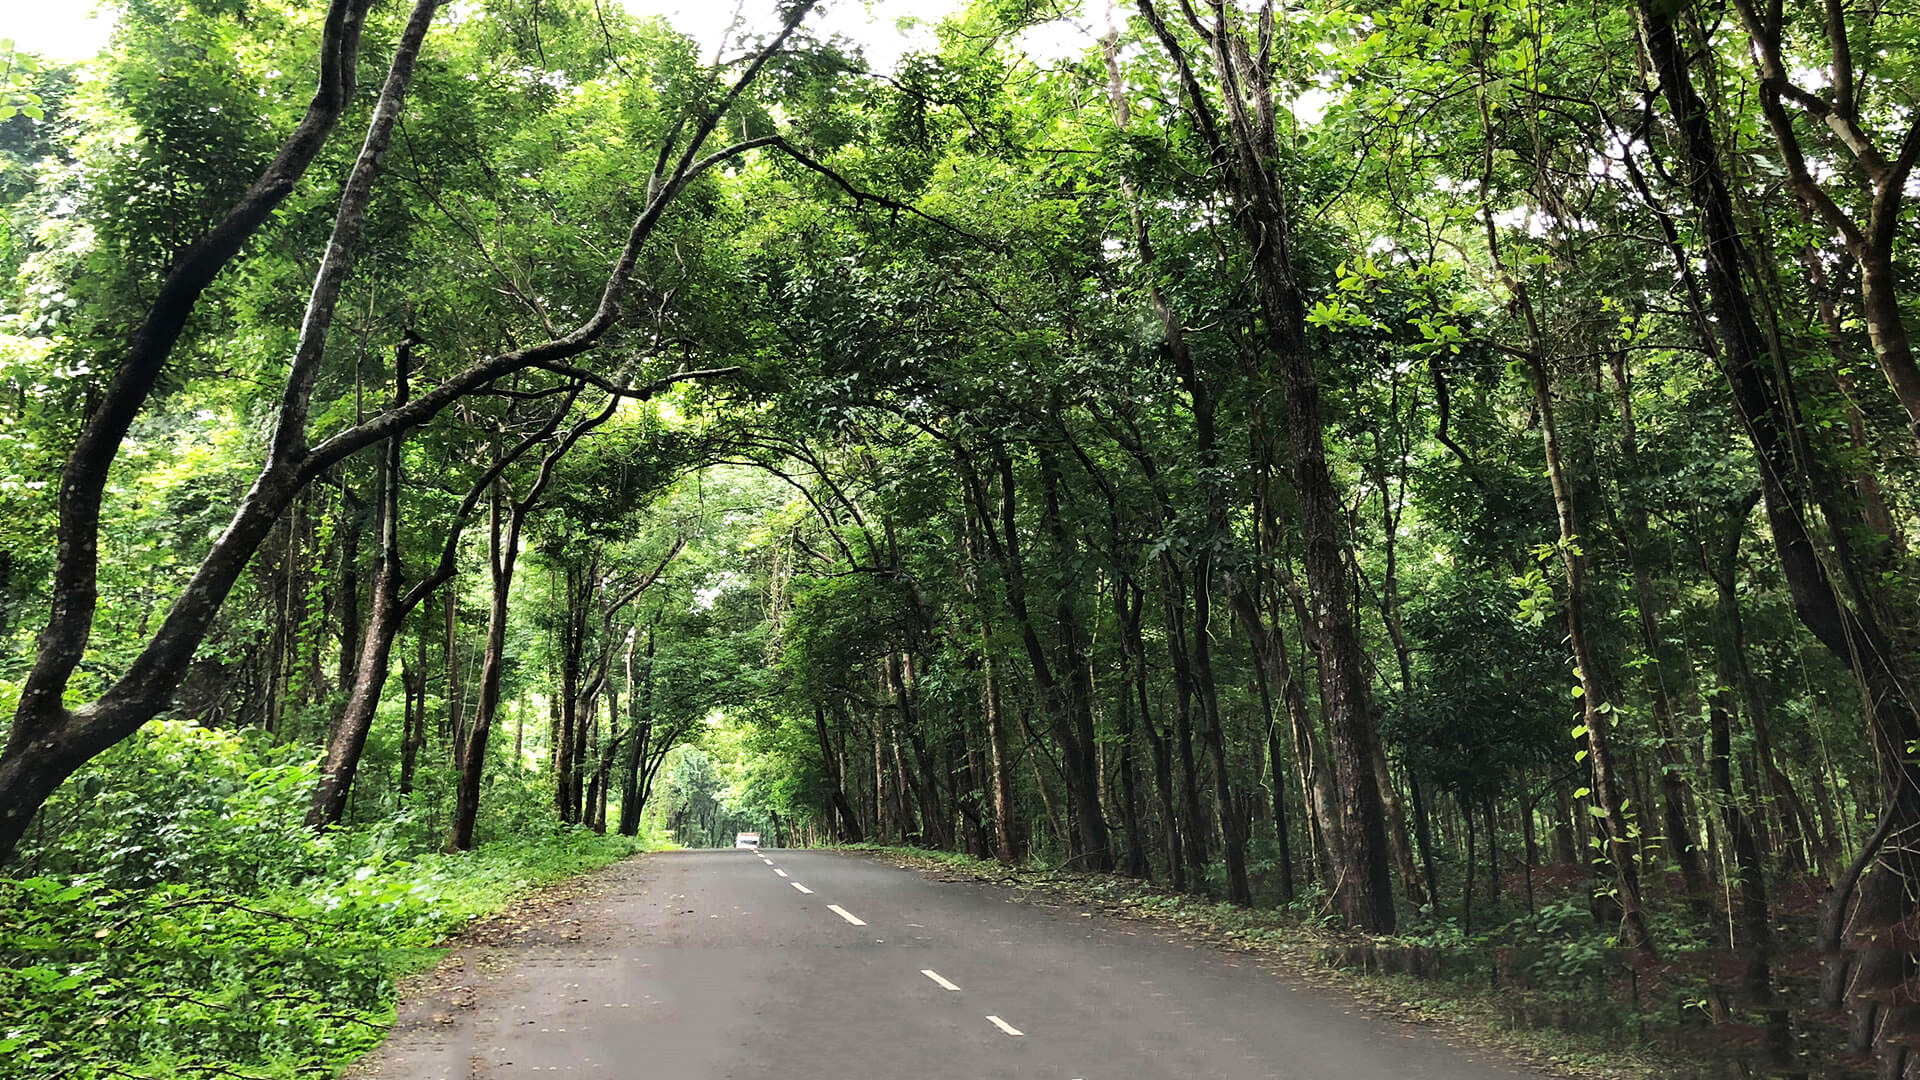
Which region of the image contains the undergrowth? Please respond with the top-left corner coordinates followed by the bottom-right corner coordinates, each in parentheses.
top-left (0, 720), bottom-right (666, 1079)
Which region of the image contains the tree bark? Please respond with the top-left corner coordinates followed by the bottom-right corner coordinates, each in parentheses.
top-left (618, 625), bottom-right (657, 837)
top-left (1157, 560), bottom-right (1212, 893)
top-left (813, 700), bottom-right (864, 842)
top-left (1126, 578), bottom-right (1185, 890)
top-left (450, 478), bottom-right (517, 852)
top-left (307, 333), bottom-right (416, 828)
top-left (1637, 4), bottom-right (1920, 1062)
top-left (397, 629), bottom-right (426, 799)
top-left (1523, 351), bottom-right (1656, 956)
top-left (1137, 0), bottom-right (1396, 929)
top-left (1607, 352), bottom-right (1712, 918)
top-left (1033, 446), bottom-right (1112, 871)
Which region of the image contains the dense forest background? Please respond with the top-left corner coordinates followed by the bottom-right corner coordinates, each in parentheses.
top-left (1, 0), bottom-right (1917, 1076)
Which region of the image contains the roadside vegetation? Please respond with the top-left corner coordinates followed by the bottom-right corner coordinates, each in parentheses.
top-left (0, 720), bottom-right (662, 1078)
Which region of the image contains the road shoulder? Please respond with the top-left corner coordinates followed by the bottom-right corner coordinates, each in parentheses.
top-left (344, 853), bottom-right (649, 1079)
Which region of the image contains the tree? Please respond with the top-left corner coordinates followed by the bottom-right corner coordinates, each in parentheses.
top-left (0, 0), bottom-right (823, 862)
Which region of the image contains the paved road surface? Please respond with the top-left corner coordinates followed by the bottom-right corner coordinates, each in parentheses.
top-left (353, 849), bottom-right (1543, 1080)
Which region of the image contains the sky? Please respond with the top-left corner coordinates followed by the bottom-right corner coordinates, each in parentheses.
top-left (3, 4), bottom-right (116, 60)
top-left (0, 1), bottom-right (1099, 67)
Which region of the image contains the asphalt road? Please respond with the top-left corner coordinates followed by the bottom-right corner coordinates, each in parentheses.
top-left (352, 849), bottom-right (1545, 1080)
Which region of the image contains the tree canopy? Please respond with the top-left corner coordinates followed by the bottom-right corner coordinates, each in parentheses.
top-left (2, 0), bottom-right (1918, 1076)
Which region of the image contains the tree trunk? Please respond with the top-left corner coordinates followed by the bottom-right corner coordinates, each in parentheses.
top-left (961, 503), bottom-right (1013, 862)
top-left (397, 628), bottom-right (426, 799)
top-left (1126, 580), bottom-right (1184, 890)
top-left (444, 587), bottom-right (464, 748)
top-left (1710, 598), bottom-right (1799, 1076)
top-left (450, 481), bottom-right (518, 852)
top-left (1158, 561), bottom-right (1211, 893)
top-left (618, 626), bottom-right (656, 837)
top-left (982, 651), bottom-right (1016, 862)
top-left (1033, 447), bottom-right (1112, 871)
top-left (307, 336), bottom-right (414, 829)
top-left (1607, 353), bottom-right (1712, 918)
top-left (334, 483), bottom-right (365, 693)
top-left (1524, 352), bottom-right (1655, 956)
top-left (1250, 648), bottom-right (1296, 903)
top-left (1136, 0), bottom-right (1397, 929)
top-left (1225, 574), bottom-right (1343, 891)
top-left (813, 701), bottom-right (863, 842)
top-left (1638, 6), bottom-right (1920, 1064)
top-left (1111, 581), bottom-right (1151, 880)
top-left (1191, 562), bottom-right (1249, 905)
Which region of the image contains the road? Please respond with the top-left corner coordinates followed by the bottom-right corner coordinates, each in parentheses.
top-left (351, 849), bottom-right (1544, 1080)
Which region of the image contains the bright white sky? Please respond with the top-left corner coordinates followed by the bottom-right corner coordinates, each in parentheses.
top-left (0, 1), bottom-right (1098, 67)
top-left (3, 3), bottom-right (116, 60)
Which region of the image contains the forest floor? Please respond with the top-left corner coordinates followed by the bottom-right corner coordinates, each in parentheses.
top-left (346, 846), bottom-right (1610, 1080)
top-left (837, 845), bottom-right (1701, 1080)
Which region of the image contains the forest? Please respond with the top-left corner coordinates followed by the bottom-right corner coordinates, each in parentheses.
top-left (0, 0), bottom-right (1916, 1076)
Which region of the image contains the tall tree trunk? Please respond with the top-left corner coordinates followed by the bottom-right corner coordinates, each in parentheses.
top-left (570, 689), bottom-right (592, 824)
top-left (334, 483), bottom-right (365, 693)
top-left (397, 627), bottom-right (426, 799)
top-left (1111, 581), bottom-right (1151, 880)
top-left (962, 445), bottom-right (1108, 869)
top-left (1137, 0), bottom-right (1397, 929)
top-left (450, 481), bottom-right (517, 851)
top-left (813, 701), bottom-right (863, 842)
top-left (444, 587), bottom-right (464, 748)
top-left (1608, 352), bottom-right (1712, 918)
top-left (1191, 562), bottom-right (1249, 905)
top-left (962, 503), bottom-right (1014, 862)
top-left (1248, 636), bottom-right (1295, 903)
top-left (618, 626), bottom-right (656, 837)
top-left (888, 651), bottom-right (948, 849)
top-left (307, 336), bottom-right (413, 828)
top-left (1158, 561), bottom-right (1211, 893)
top-left (1126, 580), bottom-right (1184, 890)
top-left (1225, 574), bottom-right (1343, 891)
top-left (983, 650), bottom-right (1016, 863)
top-left (589, 679), bottom-right (616, 834)
top-left (1709, 561), bottom-right (1798, 1076)
top-left (1366, 438), bottom-right (1429, 910)
top-left (1523, 352), bottom-right (1655, 956)
top-left (1637, 6), bottom-right (1920, 1063)
top-left (1034, 447), bottom-right (1112, 871)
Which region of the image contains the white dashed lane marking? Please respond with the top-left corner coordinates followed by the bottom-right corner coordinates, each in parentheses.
top-left (985, 1015), bottom-right (1024, 1036)
top-left (921, 969), bottom-right (961, 991)
top-left (827, 904), bottom-right (867, 926)
top-left (790, 882), bottom-right (813, 894)
top-left (774, 868), bottom-right (789, 878)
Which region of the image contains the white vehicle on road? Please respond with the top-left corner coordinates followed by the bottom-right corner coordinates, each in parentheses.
top-left (734, 832), bottom-right (760, 849)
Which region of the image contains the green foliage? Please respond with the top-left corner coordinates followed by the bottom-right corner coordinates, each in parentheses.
top-left (0, 720), bottom-right (657, 1079)
top-left (0, 41), bottom-right (46, 122)
top-left (19, 720), bottom-right (320, 892)
top-left (0, 0), bottom-right (1912, 1075)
